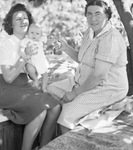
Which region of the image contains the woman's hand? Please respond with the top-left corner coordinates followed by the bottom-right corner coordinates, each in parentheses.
top-left (62, 90), bottom-right (77, 103)
top-left (19, 57), bottom-right (27, 63)
top-left (47, 37), bottom-right (68, 52)
top-left (25, 42), bottom-right (38, 56)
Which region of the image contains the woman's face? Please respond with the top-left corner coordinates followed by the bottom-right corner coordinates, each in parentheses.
top-left (86, 5), bottom-right (108, 36)
top-left (12, 11), bottom-right (29, 38)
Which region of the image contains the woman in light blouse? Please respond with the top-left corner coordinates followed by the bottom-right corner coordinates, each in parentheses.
top-left (0, 3), bottom-right (61, 150)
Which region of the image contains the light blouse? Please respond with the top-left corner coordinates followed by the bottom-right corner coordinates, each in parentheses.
top-left (0, 34), bottom-right (21, 74)
top-left (74, 22), bottom-right (128, 90)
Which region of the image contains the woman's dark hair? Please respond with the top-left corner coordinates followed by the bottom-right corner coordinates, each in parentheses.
top-left (85, 0), bottom-right (112, 20)
top-left (3, 3), bottom-right (33, 35)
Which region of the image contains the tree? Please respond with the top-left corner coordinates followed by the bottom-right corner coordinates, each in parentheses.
top-left (28, 0), bottom-right (47, 7)
top-left (27, 0), bottom-right (74, 7)
top-left (112, 0), bottom-right (133, 95)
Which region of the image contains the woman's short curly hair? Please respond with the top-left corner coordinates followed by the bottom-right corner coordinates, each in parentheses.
top-left (3, 3), bottom-right (34, 35)
top-left (85, 0), bottom-right (112, 20)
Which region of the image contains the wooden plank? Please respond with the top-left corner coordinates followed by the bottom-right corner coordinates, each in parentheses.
top-left (0, 120), bottom-right (24, 150)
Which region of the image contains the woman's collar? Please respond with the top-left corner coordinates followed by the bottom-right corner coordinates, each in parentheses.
top-left (91, 21), bottom-right (112, 39)
top-left (10, 34), bottom-right (21, 43)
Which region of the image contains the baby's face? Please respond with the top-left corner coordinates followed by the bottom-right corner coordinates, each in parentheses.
top-left (28, 25), bottom-right (42, 41)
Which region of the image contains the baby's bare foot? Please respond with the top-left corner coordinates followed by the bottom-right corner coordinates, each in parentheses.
top-left (32, 81), bottom-right (41, 90)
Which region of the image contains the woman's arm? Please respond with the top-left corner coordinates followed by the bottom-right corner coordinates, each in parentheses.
top-left (64, 59), bottom-right (112, 101)
top-left (1, 57), bottom-right (26, 83)
top-left (47, 38), bottom-right (80, 63)
top-left (75, 59), bottom-right (112, 94)
top-left (64, 44), bottom-right (79, 63)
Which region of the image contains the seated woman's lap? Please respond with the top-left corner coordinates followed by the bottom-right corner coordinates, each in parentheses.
top-left (0, 73), bottom-right (60, 124)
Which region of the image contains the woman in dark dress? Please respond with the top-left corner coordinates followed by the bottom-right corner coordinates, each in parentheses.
top-left (0, 3), bottom-right (61, 150)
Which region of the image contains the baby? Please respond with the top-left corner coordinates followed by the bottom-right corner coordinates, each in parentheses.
top-left (20, 23), bottom-right (49, 92)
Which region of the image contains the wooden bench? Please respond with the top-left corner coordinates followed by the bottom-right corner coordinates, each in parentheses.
top-left (0, 111), bottom-right (47, 150)
top-left (0, 111), bottom-right (24, 150)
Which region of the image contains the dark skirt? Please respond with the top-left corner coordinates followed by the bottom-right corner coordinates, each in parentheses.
top-left (0, 73), bottom-right (60, 124)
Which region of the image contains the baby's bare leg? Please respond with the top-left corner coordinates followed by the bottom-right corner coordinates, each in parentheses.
top-left (26, 63), bottom-right (39, 88)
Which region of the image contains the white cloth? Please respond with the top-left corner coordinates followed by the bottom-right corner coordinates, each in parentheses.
top-left (77, 96), bottom-right (133, 130)
top-left (47, 76), bottom-right (76, 99)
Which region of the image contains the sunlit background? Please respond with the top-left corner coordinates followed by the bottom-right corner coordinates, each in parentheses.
top-left (0, 0), bottom-right (132, 50)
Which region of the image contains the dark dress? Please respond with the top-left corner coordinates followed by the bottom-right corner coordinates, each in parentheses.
top-left (0, 73), bottom-right (60, 124)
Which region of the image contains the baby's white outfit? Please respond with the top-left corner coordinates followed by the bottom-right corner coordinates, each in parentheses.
top-left (20, 37), bottom-right (49, 75)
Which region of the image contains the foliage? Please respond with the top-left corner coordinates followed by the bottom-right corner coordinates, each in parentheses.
top-left (28, 0), bottom-right (128, 48)
top-left (29, 0), bottom-right (87, 50)
top-left (0, 0), bottom-right (131, 49)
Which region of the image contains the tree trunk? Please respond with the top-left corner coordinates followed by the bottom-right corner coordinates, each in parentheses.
top-left (113, 0), bottom-right (133, 95)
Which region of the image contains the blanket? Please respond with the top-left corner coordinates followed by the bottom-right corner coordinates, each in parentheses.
top-left (41, 109), bottom-right (133, 150)
top-left (40, 96), bottom-right (133, 150)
